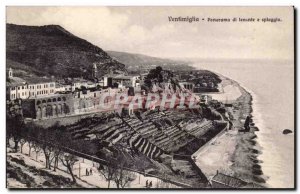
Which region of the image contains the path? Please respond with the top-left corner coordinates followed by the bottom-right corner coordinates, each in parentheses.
top-left (7, 140), bottom-right (180, 188)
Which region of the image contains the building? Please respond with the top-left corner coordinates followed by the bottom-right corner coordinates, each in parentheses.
top-left (139, 73), bottom-right (148, 85)
top-left (6, 68), bottom-right (56, 100)
top-left (71, 78), bottom-right (97, 91)
top-left (22, 93), bottom-right (74, 120)
top-left (178, 81), bottom-right (195, 91)
top-left (27, 79), bottom-right (56, 98)
top-left (93, 63), bottom-right (98, 78)
top-left (55, 83), bottom-right (72, 93)
top-left (97, 76), bottom-right (108, 87)
top-left (21, 86), bottom-right (127, 120)
top-left (72, 88), bottom-right (126, 115)
top-left (7, 67), bottom-right (13, 78)
top-left (199, 95), bottom-right (212, 105)
top-left (106, 74), bottom-right (140, 88)
top-left (7, 77), bottom-right (28, 100)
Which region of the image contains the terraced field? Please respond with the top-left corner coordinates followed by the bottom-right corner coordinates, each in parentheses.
top-left (63, 110), bottom-right (226, 187)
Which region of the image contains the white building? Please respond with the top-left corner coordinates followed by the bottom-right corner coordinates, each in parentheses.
top-left (6, 68), bottom-right (56, 100)
top-left (98, 76), bottom-right (108, 87)
top-left (27, 81), bottom-right (56, 98)
top-left (109, 75), bottom-right (141, 88)
top-left (55, 83), bottom-right (72, 93)
top-left (8, 81), bottom-right (28, 100)
top-left (71, 78), bottom-right (97, 91)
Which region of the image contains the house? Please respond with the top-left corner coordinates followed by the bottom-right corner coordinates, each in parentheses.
top-left (71, 78), bottom-right (88, 91)
top-left (71, 78), bottom-right (98, 91)
top-left (55, 83), bottom-right (72, 93)
top-left (97, 76), bottom-right (108, 87)
top-left (7, 76), bottom-right (28, 100)
top-left (106, 74), bottom-right (140, 88)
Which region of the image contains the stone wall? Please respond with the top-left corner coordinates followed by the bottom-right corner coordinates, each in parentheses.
top-left (22, 93), bottom-right (74, 120)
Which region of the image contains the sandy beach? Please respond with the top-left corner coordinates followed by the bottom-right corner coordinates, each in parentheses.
top-left (195, 75), bottom-right (266, 186)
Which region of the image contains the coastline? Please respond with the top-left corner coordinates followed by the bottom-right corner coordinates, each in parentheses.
top-left (227, 78), bottom-right (266, 185)
top-left (194, 73), bottom-right (266, 186)
top-left (192, 58), bottom-right (295, 188)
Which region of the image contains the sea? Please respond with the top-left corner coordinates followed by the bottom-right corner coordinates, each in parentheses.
top-left (192, 59), bottom-right (294, 188)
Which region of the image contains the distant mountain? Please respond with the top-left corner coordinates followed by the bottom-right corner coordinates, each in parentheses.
top-left (6, 24), bottom-right (126, 79)
top-left (107, 51), bottom-right (193, 71)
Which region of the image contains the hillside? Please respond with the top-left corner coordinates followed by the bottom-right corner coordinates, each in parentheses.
top-left (107, 51), bottom-right (193, 72)
top-left (6, 24), bottom-right (126, 79)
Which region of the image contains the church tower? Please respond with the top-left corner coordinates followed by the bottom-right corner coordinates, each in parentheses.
top-left (93, 63), bottom-right (98, 78)
top-left (8, 68), bottom-right (13, 78)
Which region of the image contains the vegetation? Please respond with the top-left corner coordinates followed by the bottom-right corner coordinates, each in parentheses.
top-left (7, 156), bottom-right (83, 188)
top-left (97, 148), bottom-right (136, 188)
top-left (6, 112), bottom-right (137, 187)
top-left (6, 24), bottom-right (126, 79)
top-left (143, 66), bottom-right (179, 92)
top-left (107, 50), bottom-right (194, 73)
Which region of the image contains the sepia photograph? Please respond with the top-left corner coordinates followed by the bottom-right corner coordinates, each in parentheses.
top-left (5, 6), bottom-right (295, 189)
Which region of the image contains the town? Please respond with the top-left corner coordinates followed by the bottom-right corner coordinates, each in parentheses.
top-left (6, 23), bottom-right (261, 189)
top-left (7, 63), bottom-right (259, 188)
top-left (6, 65), bottom-right (220, 122)
top-left (5, 5), bottom-right (295, 190)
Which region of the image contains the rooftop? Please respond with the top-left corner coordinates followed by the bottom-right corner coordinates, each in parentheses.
top-left (29, 93), bottom-right (69, 99)
top-left (73, 78), bottom-right (88, 82)
top-left (55, 83), bottom-right (72, 88)
top-left (108, 74), bottom-right (132, 79)
top-left (104, 74), bottom-right (139, 79)
top-left (6, 77), bottom-right (26, 87)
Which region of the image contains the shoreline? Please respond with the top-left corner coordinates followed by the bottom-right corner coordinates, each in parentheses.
top-left (194, 72), bottom-right (267, 187)
top-left (219, 74), bottom-right (267, 185)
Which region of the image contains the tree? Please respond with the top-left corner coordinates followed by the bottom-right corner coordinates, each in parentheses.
top-left (26, 129), bottom-right (36, 157)
top-left (19, 138), bottom-right (26, 154)
top-left (60, 153), bottom-right (78, 183)
top-left (143, 66), bottom-right (175, 91)
top-left (98, 162), bottom-right (116, 188)
top-left (42, 144), bottom-right (54, 169)
top-left (113, 149), bottom-right (136, 188)
top-left (50, 147), bottom-right (61, 172)
top-left (13, 136), bottom-right (20, 153)
top-left (98, 148), bottom-right (136, 188)
top-left (33, 142), bottom-right (41, 161)
top-left (80, 86), bottom-right (87, 94)
top-left (6, 114), bottom-right (24, 152)
top-left (113, 162), bottom-right (136, 188)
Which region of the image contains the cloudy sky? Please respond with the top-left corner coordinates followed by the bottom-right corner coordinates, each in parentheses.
top-left (6, 6), bottom-right (294, 60)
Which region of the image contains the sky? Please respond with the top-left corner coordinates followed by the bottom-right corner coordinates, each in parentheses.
top-left (6, 6), bottom-right (294, 60)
